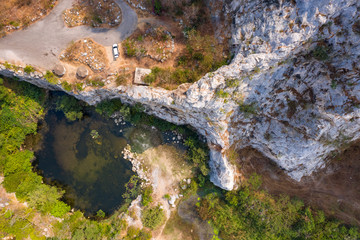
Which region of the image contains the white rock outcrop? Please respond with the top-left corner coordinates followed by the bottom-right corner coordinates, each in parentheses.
top-left (1, 0), bottom-right (360, 190)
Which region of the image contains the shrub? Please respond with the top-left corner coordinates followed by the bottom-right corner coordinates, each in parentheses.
top-left (122, 175), bottom-right (142, 205)
top-left (115, 73), bottom-right (129, 86)
top-left (184, 137), bottom-right (210, 176)
top-left (44, 70), bottom-right (59, 84)
top-left (123, 40), bottom-right (137, 57)
top-left (225, 78), bottom-right (239, 88)
top-left (85, 77), bottom-right (105, 87)
top-left (51, 201), bottom-right (71, 217)
top-left (215, 89), bottom-right (229, 99)
top-left (61, 81), bottom-right (73, 91)
top-left (9, 21), bottom-right (20, 27)
top-left (75, 82), bottom-right (84, 91)
top-left (124, 227), bottom-right (152, 240)
top-left (141, 186), bottom-right (153, 207)
top-left (24, 65), bottom-right (35, 74)
top-left (95, 99), bottom-right (123, 117)
top-left (312, 45), bottom-right (329, 61)
top-left (4, 61), bottom-right (13, 69)
top-left (164, 194), bottom-right (170, 200)
top-left (96, 209), bottom-right (106, 218)
top-left (142, 205), bottom-right (165, 229)
top-left (144, 67), bottom-right (161, 84)
top-left (238, 101), bottom-right (257, 117)
top-left (55, 95), bottom-right (84, 121)
top-left (154, 0), bottom-right (162, 15)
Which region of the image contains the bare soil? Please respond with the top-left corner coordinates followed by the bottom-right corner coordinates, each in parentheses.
top-left (63, 0), bottom-right (122, 28)
top-left (60, 38), bottom-right (108, 72)
top-left (0, 0), bottom-right (57, 38)
top-left (235, 141), bottom-right (360, 226)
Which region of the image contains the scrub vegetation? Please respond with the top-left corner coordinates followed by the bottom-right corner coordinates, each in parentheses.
top-left (0, 78), bottom-right (70, 218)
top-left (135, 29), bottom-right (229, 89)
top-left (0, 0), bottom-right (56, 37)
top-left (55, 94), bottom-right (84, 121)
top-left (195, 174), bottom-right (360, 240)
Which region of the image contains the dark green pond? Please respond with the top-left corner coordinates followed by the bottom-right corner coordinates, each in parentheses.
top-left (35, 96), bottom-right (186, 216)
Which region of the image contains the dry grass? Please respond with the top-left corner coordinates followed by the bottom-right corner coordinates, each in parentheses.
top-left (0, 0), bottom-right (57, 37)
top-left (63, 0), bottom-right (122, 28)
top-left (60, 38), bottom-right (108, 72)
top-left (123, 26), bottom-right (174, 62)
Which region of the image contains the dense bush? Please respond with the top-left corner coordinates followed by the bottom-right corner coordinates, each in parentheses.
top-left (0, 78), bottom-right (70, 220)
top-left (312, 45), bottom-right (329, 61)
top-left (24, 65), bottom-right (35, 74)
top-left (197, 174), bottom-right (360, 240)
top-left (142, 205), bottom-right (165, 229)
top-left (61, 81), bottom-right (73, 91)
top-left (55, 94), bottom-right (84, 121)
top-left (238, 101), bottom-right (257, 117)
top-left (184, 137), bottom-right (210, 176)
top-left (44, 70), bottom-right (58, 84)
top-left (122, 175), bottom-right (143, 205)
top-left (124, 226), bottom-right (152, 240)
top-left (95, 98), bottom-right (123, 117)
top-left (141, 186), bottom-right (153, 207)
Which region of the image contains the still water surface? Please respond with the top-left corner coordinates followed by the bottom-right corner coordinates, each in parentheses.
top-left (35, 108), bottom-right (183, 216)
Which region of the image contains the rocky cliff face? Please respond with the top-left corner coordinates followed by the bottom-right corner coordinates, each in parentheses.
top-left (1, 0), bottom-right (360, 191)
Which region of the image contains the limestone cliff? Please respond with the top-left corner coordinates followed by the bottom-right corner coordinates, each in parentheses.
top-left (1, 0), bottom-right (360, 191)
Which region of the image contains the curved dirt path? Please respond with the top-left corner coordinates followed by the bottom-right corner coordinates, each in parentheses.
top-left (0, 0), bottom-right (137, 69)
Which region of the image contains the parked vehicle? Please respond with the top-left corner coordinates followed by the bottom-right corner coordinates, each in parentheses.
top-left (112, 44), bottom-right (119, 59)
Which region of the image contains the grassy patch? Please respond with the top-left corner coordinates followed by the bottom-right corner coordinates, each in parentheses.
top-left (215, 89), bottom-right (229, 99)
top-left (44, 70), bottom-right (59, 85)
top-left (115, 72), bottom-right (130, 86)
top-left (142, 205), bottom-right (166, 229)
top-left (238, 101), bottom-right (258, 117)
top-left (61, 81), bottom-right (72, 91)
top-left (24, 65), bottom-right (35, 74)
top-left (0, 78), bottom-right (70, 222)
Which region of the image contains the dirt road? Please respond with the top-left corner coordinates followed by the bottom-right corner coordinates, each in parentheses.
top-left (0, 0), bottom-right (137, 69)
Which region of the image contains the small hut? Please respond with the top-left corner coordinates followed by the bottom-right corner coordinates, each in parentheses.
top-left (53, 64), bottom-right (66, 77)
top-left (76, 66), bottom-right (88, 78)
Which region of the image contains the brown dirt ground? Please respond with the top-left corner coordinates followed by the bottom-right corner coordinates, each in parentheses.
top-left (0, 0), bottom-right (57, 37)
top-left (63, 0), bottom-right (122, 28)
top-left (235, 141), bottom-right (360, 226)
top-left (61, 38), bottom-right (108, 72)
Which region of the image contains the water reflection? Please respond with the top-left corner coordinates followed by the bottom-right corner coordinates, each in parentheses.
top-left (35, 106), bottom-right (186, 216)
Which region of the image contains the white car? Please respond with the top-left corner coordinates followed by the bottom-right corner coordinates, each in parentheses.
top-left (112, 44), bottom-right (119, 59)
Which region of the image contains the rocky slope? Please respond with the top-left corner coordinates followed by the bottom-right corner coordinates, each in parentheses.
top-left (1, 0), bottom-right (360, 191)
